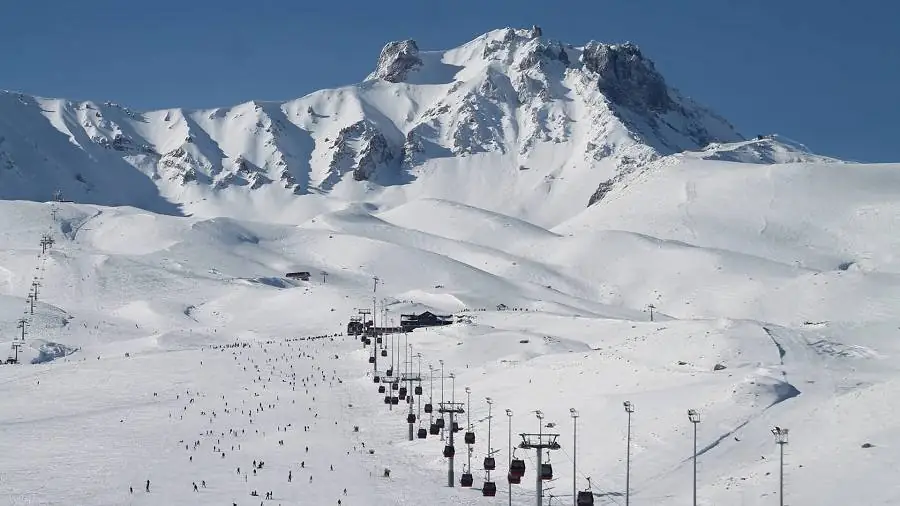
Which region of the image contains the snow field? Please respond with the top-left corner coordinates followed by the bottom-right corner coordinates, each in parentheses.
top-left (1, 151), bottom-right (899, 506)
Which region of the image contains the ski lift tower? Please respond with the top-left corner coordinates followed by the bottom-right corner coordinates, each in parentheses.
top-left (40, 234), bottom-right (54, 255)
top-left (438, 401), bottom-right (465, 487)
top-left (519, 410), bottom-right (561, 506)
top-left (9, 318), bottom-right (28, 364)
top-left (358, 307), bottom-right (372, 341)
top-left (402, 368), bottom-right (422, 441)
top-left (31, 279), bottom-right (41, 302)
top-left (8, 338), bottom-right (23, 364)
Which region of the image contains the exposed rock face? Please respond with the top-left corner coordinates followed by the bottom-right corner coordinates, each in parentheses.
top-left (370, 40), bottom-right (422, 83)
top-left (93, 133), bottom-right (155, 155)
top-left (581, 42), bottom-right (672, 113)
top-left (158, 146), bottom-right (206, 184)
top-left (326, 120), bottom-right (396, 185)
top-left (515, 38), bottom-right (570, 72)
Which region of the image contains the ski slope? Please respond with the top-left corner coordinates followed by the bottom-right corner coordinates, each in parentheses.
top-left (2, 148), bottom-right (900, 505)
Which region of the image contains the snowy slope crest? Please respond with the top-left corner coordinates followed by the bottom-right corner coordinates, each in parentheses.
top-left (0, 27), bottom-right (839, 225)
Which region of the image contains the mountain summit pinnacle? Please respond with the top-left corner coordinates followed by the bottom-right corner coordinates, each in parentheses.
top-left (369, 40), bottom-right (422, 83)
top-left (581, 41), bottom-right (671, 113)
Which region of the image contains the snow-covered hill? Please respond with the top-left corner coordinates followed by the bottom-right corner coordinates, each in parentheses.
top-left (1, 26), bottom-right (752, 226)
top-left (1, 26), bottom-right (899, 506)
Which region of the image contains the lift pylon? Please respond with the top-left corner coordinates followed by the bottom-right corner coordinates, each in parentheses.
top-left (519, 432), bottom-right (561, 506)
top-left (439, 401), bottom-right (465, 487)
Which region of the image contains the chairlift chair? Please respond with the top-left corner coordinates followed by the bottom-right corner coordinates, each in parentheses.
top-left (381, 349), bottom-right (387, 357)
top-left (464, 431), bottom-right (475, 445)
top-left (398, 387), bottom-right (407, 397)
top-left (414, 385), bottom-right (423, 395)
top-left (373, 375), bottom-right (380, 383)
top-left (417, 428), bottom-right (427, 439)
top-left (483, 456), bottom-right (495, 471)
top-left (391, 382), bottom-right (399, 391)
top-left (482, 481), bottom-right (497, 496)
top-left (509, 458), bottom-right (526, 478)
top-left (407, 413), bottom-right (416, 424)
top-left (507, 472), bottom-right (521, 485)
top-left (368, 356), bottom-right (375, 364)
top-left (540, 463), bottom-right (553, 480)
top-left (390, 396), bottom-right (399, 405)
top-left (577, 490), bottom-right (595, 506)
top-left (383, 395), bottom-right (391, 404)
top-left (429, 423), bottom-right (440, 435)
top-left (378, 385), bottom-right (386, 394)
top-left (460, 472), bottom-right (474, 487)
top-left (424, 403), bottom-right (433, 413)
top-left (435, 418), bottom-right (445, 429)
top-left (443, 445), bottom-right (455, 458)
top-left (451, 421), bottom-right (461, 433)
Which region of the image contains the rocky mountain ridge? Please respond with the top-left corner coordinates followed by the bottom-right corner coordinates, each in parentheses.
top-left (0, 27), bottom-right (830, 225)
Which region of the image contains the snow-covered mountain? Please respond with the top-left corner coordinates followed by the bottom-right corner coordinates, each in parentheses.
top-left (0, 26), bottom-right (800, 226)
top-left (3, 26), bottom-right (899, 506)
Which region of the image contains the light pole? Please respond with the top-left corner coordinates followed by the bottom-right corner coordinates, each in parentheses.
top-left (536, 410), bottom-right (544, 506)
top-left (486, 397), bottom-right (494, 475)
top-left (440, 359), bottom-right (445, 440)
top-left (450, 373), bottom-right (456, 404)
top-left (623, 401), bottom-right (634, 506)
top-left (417, 353), bottom-right (423, 430)
top-left (772, 427), bottom-right (789, 506)
top-left (429, 364), bottom-right (435, 426)
top-left (506, 409), bottom-right (513, 506)
top-left (688, 409), bottom-right (700, 506)
top-left (466, 387), bottom-right (472, 477)
top-left (570, 408), bottom-right (579, 506)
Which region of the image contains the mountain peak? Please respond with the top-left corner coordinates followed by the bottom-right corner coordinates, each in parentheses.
top-left (581, 41), bottom-right (671, 113)
top-left (368, 39), bottom-right (422, 83)
top-left (0, 27), bottom-right (836, 227)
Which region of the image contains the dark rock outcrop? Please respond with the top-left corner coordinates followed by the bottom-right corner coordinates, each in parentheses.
top-left (326, 120), bottom-right (396, 184)
top-left (581, 42), bottom-right (672, 113)
top-left (370, 40), bottom-right (422, 83)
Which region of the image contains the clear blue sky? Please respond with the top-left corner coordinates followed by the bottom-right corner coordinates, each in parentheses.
top-left (3, 0), bottom-right (897, 161)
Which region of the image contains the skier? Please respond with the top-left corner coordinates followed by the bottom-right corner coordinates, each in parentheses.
top-left (145, 480), bottom-right (150, 493)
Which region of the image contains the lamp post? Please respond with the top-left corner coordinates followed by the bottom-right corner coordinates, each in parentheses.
top-left (440, 359), bottom-right (445, 440)
top-left (623, 401), bottom-right (634, 506)
top-left (536, 410), bottom-right (544, 506)
top-left (429, 364), bottom-right (434, 426)
top-left (417, 353), bottom-right (423, 429)
top-left (570, 408), bottom-right (579, 506)
top-left (506, 408), bottom-right (513, 506)
top-left (687, 409), bottom-right (700, 506)
top-left (465, 387), bottom-right (472, 478)
top-left (772, 427), bottom-right (789, 506)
